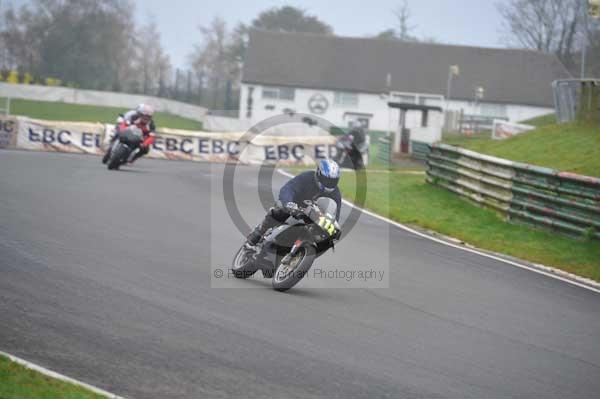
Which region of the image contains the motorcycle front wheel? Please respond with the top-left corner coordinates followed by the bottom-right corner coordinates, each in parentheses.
top-left (231, 245), bottom-right (258, 279)
top-left (272, 245), bottom-right (316, 292)
top-left (102, 149), bottom-right (111, 164)
top-left (107, 144), bottom-right (128, 170)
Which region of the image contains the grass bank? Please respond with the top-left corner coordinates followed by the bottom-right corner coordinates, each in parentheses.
top-left (444, 116), bottom-right (600, 177)
top-left (0, 354), bottom-right (105, 399)
top-left (2, 97), bottom-right (202, 131)
top-left (338, 171), bottom-right (600, 282)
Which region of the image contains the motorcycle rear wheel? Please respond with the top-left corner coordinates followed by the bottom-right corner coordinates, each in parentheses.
top-left (272, 245), bottom-right (316, 292)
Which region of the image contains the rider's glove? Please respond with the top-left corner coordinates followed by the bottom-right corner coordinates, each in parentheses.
top-left (285, 202), bottom-right (300, 214)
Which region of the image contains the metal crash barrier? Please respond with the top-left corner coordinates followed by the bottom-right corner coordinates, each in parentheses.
top-left (427, 143), bottom-right (600, 240)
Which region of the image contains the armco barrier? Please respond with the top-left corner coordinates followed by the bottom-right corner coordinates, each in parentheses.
top-left (410, 140), bottom-right (430, 161)
top-left (426, 143), bottom-right (600, 239)
top-left (377, 137), bottom-right (391, 165)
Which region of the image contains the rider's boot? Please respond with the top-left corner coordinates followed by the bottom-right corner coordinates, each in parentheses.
top-left (245, 215), bottom-right (279, 251)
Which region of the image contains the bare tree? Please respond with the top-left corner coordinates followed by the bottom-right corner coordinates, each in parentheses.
top-left (393, 1), bottom-right (417, 41)
top-left (375, 1), bottom-right (425, 42)
top-left (0, 0), bottom-right (8, 69)
top-left (133, 17), bottom-right (172, 95)
top-left (497, 0), bottom-right (584, 70)
top-left (189, 16), bottom-right (235, 109)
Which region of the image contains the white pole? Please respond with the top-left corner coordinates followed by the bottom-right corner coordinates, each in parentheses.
top-left (446, 68), bottom-right (452, 111)
top-left (445, 66), bottom-right (459, 130)
top-left (388, 99), bottom-right (392, 138)
top-left (445, 68), bottom-right (452, 129)
top-left (386, 73), bottom-right (392, 138)
top-left (581, 0), bottom-right (589, 79)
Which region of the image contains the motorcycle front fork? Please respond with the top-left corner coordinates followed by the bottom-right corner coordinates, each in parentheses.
top-left (127, 148), bottom-right (139, 163)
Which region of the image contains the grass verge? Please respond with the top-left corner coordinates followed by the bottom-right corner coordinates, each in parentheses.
top-left (1, 97), bottom-right (202, 131)
top-left (338, 171), bottom-right (600, 282)
top-left (443, 117), bottom-right (600, 177)
top-left (0, 354), bottom-right (106, 399)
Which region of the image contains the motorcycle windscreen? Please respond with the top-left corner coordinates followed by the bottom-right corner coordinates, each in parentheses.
top-left (315, 197), bottom-right (337, 220)
top-left (120, 128), bottom-right (143, 146)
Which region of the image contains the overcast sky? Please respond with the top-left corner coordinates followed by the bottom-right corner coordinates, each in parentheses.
top-left (7, 0), bottom-right (510, 68)
top-left (132, 0), bottom-right (510, 68)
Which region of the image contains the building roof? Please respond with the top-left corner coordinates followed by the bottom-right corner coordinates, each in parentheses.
top-left (242, 30), bottom-right (572, 108)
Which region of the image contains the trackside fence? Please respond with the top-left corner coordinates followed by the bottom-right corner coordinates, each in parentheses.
top-left (426, 143), bottom-right (600, 240)
top-left (411, 140), bottom-right (431, 161)
top-left (377, 137), bottom-right (391, 164)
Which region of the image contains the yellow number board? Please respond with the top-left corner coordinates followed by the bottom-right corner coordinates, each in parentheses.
top-left (318, 216), bottom-right (336, 236)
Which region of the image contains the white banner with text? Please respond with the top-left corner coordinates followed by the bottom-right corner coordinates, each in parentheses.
top-left (12, 116), bottom-right (339, 165)
top-left (17, 117), bottom-right (105, 154)
top-left (103, 125), bottom-right (338, 165)
top-left (0, 115), bottom-right (18, 149)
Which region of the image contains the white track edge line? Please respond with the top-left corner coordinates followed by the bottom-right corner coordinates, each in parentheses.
top-left (0, 351), bottom-right (126, 399)
top-left (277, 169), bottom-right (600, 294)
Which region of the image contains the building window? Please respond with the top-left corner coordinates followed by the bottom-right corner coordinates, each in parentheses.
top-left (419, 96), bottom-right (442, 107)
top-left (278, 87), bottom-right (295, 101)
top-left (262, 86), bottom-right (295, 101)
top-left (262, 88), bottom-right (278, 99)
top-left (334, 91), bottom-right (359, 107)
top-left (393, 94), bottom-right (416, 104)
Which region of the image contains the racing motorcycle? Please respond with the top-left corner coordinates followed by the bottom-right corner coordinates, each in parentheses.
top-left (334, 134), bottom-right (366, 169)
top-left (232, 198), bottom-right (342, 292)
top-left (103, 126), bottom-right (143, 170)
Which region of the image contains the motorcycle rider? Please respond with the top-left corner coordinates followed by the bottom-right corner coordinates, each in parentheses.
top-left (102, 104), bottom-right (156, 164)
top-left (245, 159), bottom-right (342, 250)
top-left (348, 120), bottom-right (367, 150)
top-left (335, 121), bottom-right (367, 169)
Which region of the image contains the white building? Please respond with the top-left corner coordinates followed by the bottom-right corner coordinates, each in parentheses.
top-left (239, 30), bottom-right (571, 134)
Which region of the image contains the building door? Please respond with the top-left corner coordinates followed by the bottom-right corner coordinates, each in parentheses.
top-left (355, 117), bottom-right (370, 129)
top-left (344, 112), bottom-right (372, 130)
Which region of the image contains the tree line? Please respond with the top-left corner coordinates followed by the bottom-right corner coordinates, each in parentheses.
top-left (0, 1), bottom-right (171, 95)
top-left (0, 1), bottom-right (598, 112)
top-left (497, 0), bottom-right (600, 76)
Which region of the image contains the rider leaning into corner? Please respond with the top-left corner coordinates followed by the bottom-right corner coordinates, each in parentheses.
top-left (339, 120), bottom-right (367, 169)
top-left (102, 103), bottom-right (156, 164)
top-left (245, 159), bottom-right (342, 251)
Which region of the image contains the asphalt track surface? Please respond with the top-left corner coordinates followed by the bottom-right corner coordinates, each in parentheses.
top-left (1, 150), bottom-right (599, 399)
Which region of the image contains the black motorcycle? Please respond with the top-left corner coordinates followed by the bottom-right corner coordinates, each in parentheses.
top-left (232, 198), bottom-right (342, 291)
top-left (103, 127), bottom-right (143, 170)
top-left (334, 133), bottom-right (366, 170)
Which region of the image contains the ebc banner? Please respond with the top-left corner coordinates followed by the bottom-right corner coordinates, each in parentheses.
top-left (17, 117), bottom-right (104, 154)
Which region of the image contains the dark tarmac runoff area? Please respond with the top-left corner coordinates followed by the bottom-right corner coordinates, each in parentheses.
top-left (1, 150), bottom-right (599, 399)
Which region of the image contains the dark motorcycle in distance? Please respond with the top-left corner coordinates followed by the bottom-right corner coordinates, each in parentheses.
top-left (103, 127), bottom-right (143, 170)
top-left (232, 198), bottom-right (342, 292)
top-left (334, 134), bottom-right (366, 170)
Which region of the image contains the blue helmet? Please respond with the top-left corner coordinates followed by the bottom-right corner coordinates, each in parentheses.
top-left (315, 159), bottom-right (341, 192)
